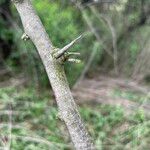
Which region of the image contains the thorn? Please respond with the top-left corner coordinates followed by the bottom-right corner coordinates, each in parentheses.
top-left (54, 34), bottom-right (83, 59)
top-left (21, 33), bottom-right (30, 41)
top-left (67, 58), bottom-right (81, 64)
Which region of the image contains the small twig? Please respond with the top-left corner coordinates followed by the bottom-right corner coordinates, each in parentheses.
top-left (12, 135), bottom-right (71, 148)
top-left (90, 6), bottom-right (118, 74)
top-left (7, 105), bottom-right (12, 150)
top-left (0, 110), bottom-right (20, 116)
top-left (0, 124), bottom-right (23, 130)
top-left (67, 58), bottom-right (81, 64)
top-left (66, 52), bottom-right (81, 57)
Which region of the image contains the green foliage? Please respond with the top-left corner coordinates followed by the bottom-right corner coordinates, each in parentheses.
top-left (129, 41), bottom-right (139, 64)
top-left (132, 109), bottom-right (146, 123)
top-left (1, 0), bottom-right (150, 84)
top-left (0, 20), bottom-right (13, 41)
top-left (0, 87), bottom-right (69, 149)
top-left (33, 0), bottom-right (80, 47)
top-left (81, 105), bottom-right (126, 149)
top-left (113, 89), bottom-right (149, 103)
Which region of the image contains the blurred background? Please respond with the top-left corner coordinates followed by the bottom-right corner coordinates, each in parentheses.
top-left (0, 0), bottom-right (150, 149)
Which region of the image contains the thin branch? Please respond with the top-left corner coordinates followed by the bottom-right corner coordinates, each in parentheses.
top-left (90, 7), bottom-right (118, 74)
top-left (67, 58), bottom-right (81, 63)
top-left (71, 0), bottom-right (114, 58)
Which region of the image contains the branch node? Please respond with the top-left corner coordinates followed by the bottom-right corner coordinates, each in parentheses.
top-left (52, 51), bottom-right (81, 64)
top-left (21, 33), bottom-right (30, 41)
top-left (56, 112), bottom-right (63, 121)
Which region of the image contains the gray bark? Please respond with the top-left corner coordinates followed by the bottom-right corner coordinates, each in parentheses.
top-left (12, 0), bottom-right (95, 149)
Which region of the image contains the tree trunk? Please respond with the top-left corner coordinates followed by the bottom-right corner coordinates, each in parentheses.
top-left (12, 0), bottom-right (95, 149)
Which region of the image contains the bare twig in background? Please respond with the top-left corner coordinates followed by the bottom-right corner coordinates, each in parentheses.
top-left (0, 110), bottom-right (20, 116)
top-left (7, 105), bottom-right (12, 150)
top-left (71, 0), bottom-right (114, 57)
top-left (132, 37), bottom-right (150, 79)
top-left (90, 7), bottom-right (118, 74)
top-left (0, 75), bottom-right (27, 88)
top-left (12, 135), bottom-right (71, 149)
top-left (74, 42), bottom-right (99, 88)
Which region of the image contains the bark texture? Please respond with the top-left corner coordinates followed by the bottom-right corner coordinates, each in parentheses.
top-left (12, 0), bottom-right (95, 149)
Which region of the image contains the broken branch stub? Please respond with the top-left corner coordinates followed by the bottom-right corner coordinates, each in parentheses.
top-left (53, 35), bottom-right (83, 59)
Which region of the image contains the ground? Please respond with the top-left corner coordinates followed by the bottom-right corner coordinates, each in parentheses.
top-left (0, 75), bottom-right (150, 149)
